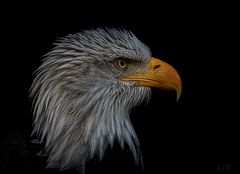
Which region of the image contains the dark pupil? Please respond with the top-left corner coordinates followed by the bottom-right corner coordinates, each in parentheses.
top-left (120, 61), bottom-right (125, 67)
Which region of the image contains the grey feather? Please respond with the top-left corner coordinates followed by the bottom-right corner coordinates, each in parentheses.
top-left (30, 28), bottom-right (152, 172)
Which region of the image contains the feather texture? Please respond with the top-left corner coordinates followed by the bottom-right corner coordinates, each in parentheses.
top-left (30, 28), bottom-right (152, 172)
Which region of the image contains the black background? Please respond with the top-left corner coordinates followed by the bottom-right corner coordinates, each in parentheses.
top-left (0, 2), bottom-right (239, 174)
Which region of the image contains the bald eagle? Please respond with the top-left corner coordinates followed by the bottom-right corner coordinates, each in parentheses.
top-left (30, 28), bottom-right (182, 173)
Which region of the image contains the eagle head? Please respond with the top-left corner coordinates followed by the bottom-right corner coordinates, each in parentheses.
top-left (30, 28), bottom-right (182, 172)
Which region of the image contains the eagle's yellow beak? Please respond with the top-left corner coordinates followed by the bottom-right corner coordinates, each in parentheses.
top-left (121, 57), bottom-right (182, 101)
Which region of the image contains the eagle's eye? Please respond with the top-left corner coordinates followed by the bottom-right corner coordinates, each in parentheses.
top-left (113, 58), bottom-right (129, 71)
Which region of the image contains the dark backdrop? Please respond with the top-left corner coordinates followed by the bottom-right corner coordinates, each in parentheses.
top-left (0, 2), bottom-right (238, 174)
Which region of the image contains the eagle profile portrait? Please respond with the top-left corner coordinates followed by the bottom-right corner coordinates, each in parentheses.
top-left (30, 28), bottom-right (182, 173)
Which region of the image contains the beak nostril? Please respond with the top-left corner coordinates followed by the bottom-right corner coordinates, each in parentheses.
top-left (153, 64), bottom-right (161, 70)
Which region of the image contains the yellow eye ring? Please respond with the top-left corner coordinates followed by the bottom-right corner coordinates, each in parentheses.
top-left (118, 59), bottom-right (127, 70)
top-left (112, 58), bottom-right (129, 71)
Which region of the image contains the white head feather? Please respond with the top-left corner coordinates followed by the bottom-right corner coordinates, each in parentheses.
top-left (30, 28), bottom-right (152, 172)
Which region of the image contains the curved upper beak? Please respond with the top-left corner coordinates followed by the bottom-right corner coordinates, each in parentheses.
top-left (121, 57), bottom-right (182, 101)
